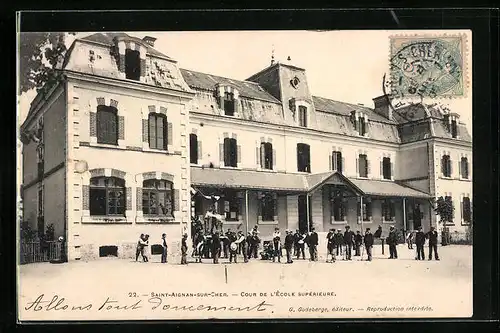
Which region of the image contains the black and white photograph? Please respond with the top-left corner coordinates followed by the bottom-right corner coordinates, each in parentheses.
top-left (17, 28), bottom-right (473, 320)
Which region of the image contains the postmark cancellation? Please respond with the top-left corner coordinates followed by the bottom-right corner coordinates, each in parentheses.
top-left (389, 34), bottom-right (468, 99)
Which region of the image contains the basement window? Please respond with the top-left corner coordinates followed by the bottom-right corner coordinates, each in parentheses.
top-left (99, 245), bottom-right (118, 257)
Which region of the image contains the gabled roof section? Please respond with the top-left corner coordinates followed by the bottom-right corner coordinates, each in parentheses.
top-left (349, 178), bottom-right (430, 198)
top-left (306, 171), bottom-right (364, 195)
top-left (312, 96), bottom-right (396, 124)
top-left (80, 32), bottom-right (172, 60)
top-left (180, 69), bottom-right (281, 104)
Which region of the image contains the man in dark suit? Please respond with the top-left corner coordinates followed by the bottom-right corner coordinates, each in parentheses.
top-left (326, 229), bottom-right (335, 263)
top-left (308, 227), bottom-right (319, 261)
top-left (284, 230), bottom-right (295, 264)
top-left (426, 226), bottom-right (440, 261)
top-left (296, 231), bottom-right (306, 260)
top-left (212, 231), bottom-right (221, 264)
top-left (334, 229), bottom-right (343, 256)
top-left (343, 226), bottom-right (354, 260)
top-left (354, 230), bottom-right (363, 256)
top-left (223, 228), bottom-right (231, 258)
top-left (415, 226), bottom-right (426, 260)
top-left (386, 226), bottom-right (398, 259)
top-left (364, 228), bottom-right (374, 261)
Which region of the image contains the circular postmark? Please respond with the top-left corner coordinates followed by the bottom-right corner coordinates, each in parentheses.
top-left (390, 37), bottom-right (463, 99)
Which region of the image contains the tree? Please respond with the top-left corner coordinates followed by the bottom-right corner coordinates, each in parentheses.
top-left (434, 196), bottom-right (454, 224)
top-left (19, 32), bottom-right (76, 94)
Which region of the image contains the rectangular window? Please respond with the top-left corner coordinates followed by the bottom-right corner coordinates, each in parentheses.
top-left (357, 199), bottom-right (372, 221)
top-left (460, 157), bottom-right (469, 179)
top-left (260, 142), bottom-right (273, 170)
top-left (441, 155), bottom-right (451, 177)
top-left (382, 199), bottom-right (395, 221)
top-left (382, 157), bottom-right (392, 180)
top-left (462, 197), bottom-right (471, 224)
top-left (223, 92), bottom-right (235, 116)
top-left (260, 192), bottom-right (277, 221)
top-left (125, 49), bottom-right (141, 80)
top-left (358, 117), bottom-right (366, 136)
top-left (97, 105), bottom-right (118, 145)
top-left (221, 190), bottom-right (239, 221)
top-left (190, 134), bottom-right (198, 164)
top-left (89, 177), bottom-right (126, 216)
top-left (224, 138), bottom-right (238, 167)
top-left (358, 154), bottom-right (368, 178)
top-left (331, 189), bottom-right (346, 221)
top-left (149, 113), bottom-right (167, 150)
top-left (297, 143), bottom-right (311, 173)
top-left (332, 151), bottom-right (343, 173)
top-left (451, 119), bottom-right (458, 138)
top-left (298, 106), bottom-right (307, 127)
top-left (142, 179), bottom-right (173, 217)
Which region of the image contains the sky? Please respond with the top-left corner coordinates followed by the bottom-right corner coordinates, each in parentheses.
top-left (18, 30), bottom-right (472, 131)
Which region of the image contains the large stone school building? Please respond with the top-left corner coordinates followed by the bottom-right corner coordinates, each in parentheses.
top-left (20, 33), bottom-right (472, 261)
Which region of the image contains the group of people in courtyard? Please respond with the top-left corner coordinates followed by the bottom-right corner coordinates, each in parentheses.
top-left (135, 215), bottom-right (441, 264)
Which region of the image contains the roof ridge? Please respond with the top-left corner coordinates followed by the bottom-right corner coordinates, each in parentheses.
top-left (180, 68), bottom-right (263, 86)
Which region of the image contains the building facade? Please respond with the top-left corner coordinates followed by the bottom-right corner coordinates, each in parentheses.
top-left (20, 33), bottom-right (472, 261)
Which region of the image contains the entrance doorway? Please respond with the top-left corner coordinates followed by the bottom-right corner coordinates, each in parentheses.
top-left (413, 204), bottom-right (422, 229)
top-left (298, 195), bottom-right (312, 233)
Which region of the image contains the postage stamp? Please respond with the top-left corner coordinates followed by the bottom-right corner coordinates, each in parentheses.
top-left (389, 35), bottom-right (466, 99)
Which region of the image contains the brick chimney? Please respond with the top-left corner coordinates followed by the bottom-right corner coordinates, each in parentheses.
top-left (142, 36), bottom-right (157, 47)
top-left (372, 95), bottom-right (393, 120)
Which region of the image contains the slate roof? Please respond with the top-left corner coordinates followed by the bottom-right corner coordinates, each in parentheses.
top-left (191, 168), bottom-right (431, 198)
top-left (80, 32), bottom-right (172, 60)
top-left (180, 69), bottom-right (281, 104)
top-left (312, 96), bottom-right (395, 124)
top-left (191, 167), bottom-right (307, 192)
top-left (349, 178), bottom-right (430, 198)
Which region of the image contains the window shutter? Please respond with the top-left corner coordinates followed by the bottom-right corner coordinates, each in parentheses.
top-left (167, 122), bottom-right (173, 147)
top-left (90, 112), bottom-right (97, 137)
top-left (118, 116), bottom-right (125, 140)
top-left (82, 185), bottom-right (90, 210)
top-left (449, 159), bottom-right (453, 177)
top-left (136, 187), bottom-right (143, 212)
top-left (260, 144), bottom-right (265, 167)
top-left (390, 162), bottom-right (394, 179)
top-left (466, 161), bottom-right (470, 178)
top-left (197, 141), bottom-right (202, 160)
top-left (126, 187), bottom-right (132, 210)
top-left (356, 157), bottom-right (359, 176)
top-left (256, 146), bottom-right (260, 167)
top-left (380, 159), bottom-right (383, 178)
top-left (329, 154), bottom-right (332, 170)
top-left (460, 200), bottom-right (464, 223)
top-left (219, 143), bottom-right (224, 164)
top-left (272, 149), bottom-right (276, 169)
top-left (173, 189), bottom-right (180, 211)
top-left (458, 160), bottom-right (462, 178)
top-left (367, 159), bottom-right (371, 177)
top-left (341, 157), bottom-right (345, 174)
top-left (157, 117), bottom-right (164, 149)
top-left (149, 116), bottom-right (156, 147)
top-left (237, 145), bottom-right (241, 164)
top-left (142, 119), bottom-right (148, 142)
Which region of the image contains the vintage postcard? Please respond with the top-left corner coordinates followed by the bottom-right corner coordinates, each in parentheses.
top-left (17, 29), bottom-right (472, 321)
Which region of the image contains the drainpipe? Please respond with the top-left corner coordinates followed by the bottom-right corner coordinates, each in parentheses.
top-left (306, 193), bottom-right (310, 233)
top-left (360, 195), bottom-right (364, 233)
top-left (245, 189), bottom-right (249, 235)
top-left (403, 197), bottom-right (407, 235)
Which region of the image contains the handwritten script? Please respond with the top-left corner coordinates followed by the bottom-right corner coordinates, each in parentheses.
top-left (24, 294), bottom-right (273, 313)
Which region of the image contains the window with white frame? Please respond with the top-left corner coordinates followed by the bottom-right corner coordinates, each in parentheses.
top-left (460, 157), bottom-right (469, 179)
top-left (441, 154), bottom-right (452, 177)
top-left (259, 192), bottom-right (277, 222)
top-left (358, 154), bottom-right (368, 178)
top-left (331, 151), bottom-right (343, 173)
top-left (224, 137), bottom-right (238, 167)
top-left (462, 196), bottom-right (471, 225)
top-left (357, 198), bottom-right (372, 221)
top-left (89, 176), bottom-right (126, 216)
top-left (190, 133), bottom-right (198, 164)
top-left (260, 142), bottom-right (273, 170)
top-left (297, 143), bottom-right (311, 173)
top-left (382, 199), bottom-right (395, 222)
top-left (382, 157), bottom-right (392, 180)
top-left (298, 106), bottom-right (307, 127)
top-left (142, 179), bottom-right (173, 217)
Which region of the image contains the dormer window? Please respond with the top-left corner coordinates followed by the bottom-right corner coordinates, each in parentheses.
top-left (298, 106), bottom-right (307, 127)
top-left (125, 49), bottom-right (141, 80)
top-left (224, 92), bottom-right (235, 116)
top-left (451, 119), bottom-right (458, 138)
top-left (351, 111), bottom-right (368, 136)
top-left (444, 112), bottom-right (460, 139)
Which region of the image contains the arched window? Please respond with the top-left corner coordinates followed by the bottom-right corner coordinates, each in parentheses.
top-left (142, 179), bottom-right (173, 217)
top-left (460, 157), bottom-right (469, 179)
top-left (441, 155), bottom-right (451, 177)
top-left (260, 142), bottom-right (273, 170)
top-left (148, 113), bottom-right (168, 150)
top-left (97, 105), bottom-right (118, 145)
top-left (298, 106), bottom-right (307, 127)
top-left (190, 133), bottom-right (198, 164)
top-left (331, 151), bottom-right (342, 173)
top-left (90, 177), bottom-right (125, 216)
top-left (125, 49), bottom-right (141, 80)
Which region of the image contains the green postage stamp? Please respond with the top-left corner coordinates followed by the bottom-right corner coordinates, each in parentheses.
top-left (389, 35), bottom-right (466, 99)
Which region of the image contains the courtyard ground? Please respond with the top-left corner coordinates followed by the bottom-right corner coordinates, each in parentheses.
top-left (18, 245), bottom-right (472, 321)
